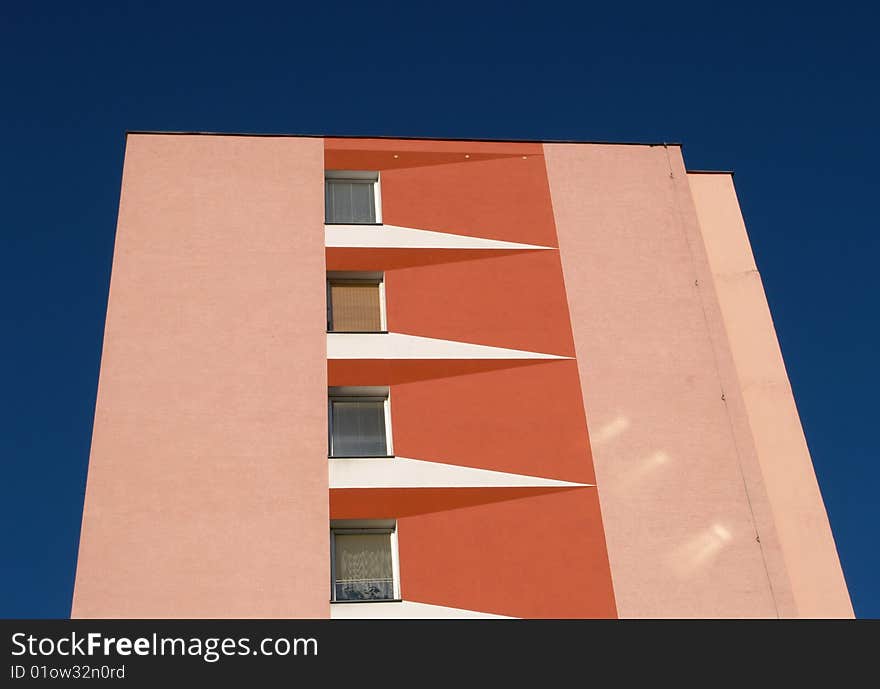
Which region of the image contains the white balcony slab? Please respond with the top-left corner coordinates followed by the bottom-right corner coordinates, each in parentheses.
top-left (329, 456), bottom-right (591, 489)
top-left (327, 332), bottom-right (570, 360)
top-left (330, 600), bottom-right (513, 619)
top-left (325, 224), bottom-right (553, 250)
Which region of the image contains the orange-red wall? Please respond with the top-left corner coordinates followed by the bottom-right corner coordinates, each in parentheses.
top-left (326, 138), bottom-right (616, 618)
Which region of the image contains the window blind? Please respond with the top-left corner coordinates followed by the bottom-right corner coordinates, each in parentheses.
top-left (330, 400), bottom-right (387, 457)
top-left (325, 179), bottom-right (376, 223)
top-left (329, 281), bottom-right (382, 332)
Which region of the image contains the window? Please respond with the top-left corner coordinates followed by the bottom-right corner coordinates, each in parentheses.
top-left (325, 170), bottom-right (381, 224)
top-left (330, 520), bottom-right (400, 602)
top-left (328, 387), bottom-right (392, 458)
top-left (327, 272), bottom-right (386, 332)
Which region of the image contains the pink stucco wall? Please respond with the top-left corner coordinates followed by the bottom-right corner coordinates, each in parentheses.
top-left (688, 172), bottom-right (853, 618)
top-left (72, 134), bottom-right (329, 618)
top-left (545, 143), bottom-right (798, 617)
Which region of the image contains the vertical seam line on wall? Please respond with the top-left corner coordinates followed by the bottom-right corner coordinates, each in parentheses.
top-left (663, 145), bottom-right (781, 619)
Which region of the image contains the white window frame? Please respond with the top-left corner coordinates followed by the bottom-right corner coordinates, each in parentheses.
top-left (326, 271), bottom-right (387, 333)
top-left (324, 170), bottom-right (382, 225)
top-left (327, 386), bottom-right (393, 458)
top-left (330, 520), bottom-right (401, 603)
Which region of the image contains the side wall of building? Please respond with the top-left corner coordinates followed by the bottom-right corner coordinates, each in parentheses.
top-left (688, 172), bottom-right (853, 618)
top-left (72, 134), bottom-right (330, 618)
top-left (545, 143), bottom-right (801, 617)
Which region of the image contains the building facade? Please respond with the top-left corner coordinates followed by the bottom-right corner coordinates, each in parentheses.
top-left (72, 134), bottom-right (853, 618)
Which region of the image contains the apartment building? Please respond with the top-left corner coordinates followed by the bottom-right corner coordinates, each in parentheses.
top-left (71, 134), bottom-right (853, 618)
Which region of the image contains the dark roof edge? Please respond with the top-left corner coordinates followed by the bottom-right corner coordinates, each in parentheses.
top-left (124, 130), bottom-right (683, 147)
top-left (687, 169), bottom-right (735, 176)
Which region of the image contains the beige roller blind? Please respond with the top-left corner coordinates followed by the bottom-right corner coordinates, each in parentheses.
top-left (329, 281), bottom-right (382, 331)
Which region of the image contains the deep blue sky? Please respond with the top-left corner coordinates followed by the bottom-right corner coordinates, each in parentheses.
top-left (1, 1), bottom-right (877, 618)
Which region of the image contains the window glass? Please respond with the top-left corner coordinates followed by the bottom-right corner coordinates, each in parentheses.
top-left (333, 533), bottom-right (394, 601)
top-left (325, 179), bottom-right (376, 223)
top-left (330, 399), bottom-right (387, 457)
